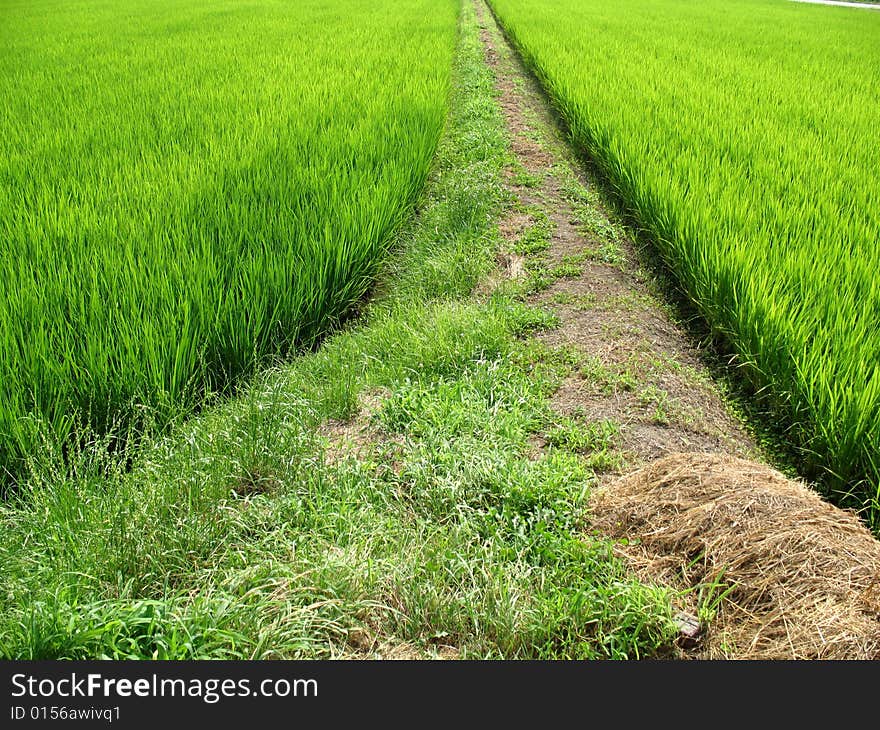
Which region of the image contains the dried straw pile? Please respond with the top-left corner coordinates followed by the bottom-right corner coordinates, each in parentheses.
top-left (590, 453), bottom-right (880, 659)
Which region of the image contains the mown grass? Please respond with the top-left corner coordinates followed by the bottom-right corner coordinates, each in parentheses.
top-left (0, 0), bottom-right (457, 483)
top-left (488, 0), bottom-right (880, 522)
top-left (0, 0), bottom-right (677, 660)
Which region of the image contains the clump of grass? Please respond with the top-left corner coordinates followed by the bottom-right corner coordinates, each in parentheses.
top-left (545, 417), bottom-right (618, 453)
top-left (522, 260), bottom-right (580, 294)
top-left (579, 356), bottom-right (637, 392)
top-left (512, 210), bottom-right (555, 254)
top-left (639, 385), bottom-right (672, 426)
top-left (509, 155), bottom-right (544, 188)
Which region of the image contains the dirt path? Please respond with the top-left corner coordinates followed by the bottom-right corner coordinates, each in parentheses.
top-left (476, 0), bottom-right (758, 475)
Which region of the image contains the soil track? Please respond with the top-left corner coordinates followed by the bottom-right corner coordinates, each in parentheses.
top-left (476, 0), bottom-right (757, 470)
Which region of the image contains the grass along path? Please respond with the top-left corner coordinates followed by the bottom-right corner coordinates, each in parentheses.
top-left (0, 0), bottom-right (680, 660)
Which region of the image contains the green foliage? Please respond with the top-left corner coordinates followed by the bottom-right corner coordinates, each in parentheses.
top-left (545, 417), bottom-right (618, 455)
top-left (513, 214), bottom-right (555, 254)
top-left (489, 0), bottom-right (880, 518)
top-left (0, 0), bottom-right (457, 481)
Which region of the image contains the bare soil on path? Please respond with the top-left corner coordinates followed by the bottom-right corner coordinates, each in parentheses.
top-left (477, 1), bottom-right (756, 470)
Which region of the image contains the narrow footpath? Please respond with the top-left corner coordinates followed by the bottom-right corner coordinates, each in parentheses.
top-left (477, 0), bottom-right (756, 472)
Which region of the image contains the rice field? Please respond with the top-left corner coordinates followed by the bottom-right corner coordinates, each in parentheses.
top-left (5, 0), bottom-right (880, 666)
top-left (488, 0), bottom-right (880, 512)
top-left (0, 0), bottom-right (457, 482)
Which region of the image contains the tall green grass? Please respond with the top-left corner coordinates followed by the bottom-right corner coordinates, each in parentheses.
top-left (488, 0), bottom-right (880, 516)
top-left (0, 0), bottom-right (457, 481)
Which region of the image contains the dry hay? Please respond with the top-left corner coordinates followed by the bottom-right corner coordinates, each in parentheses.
top-left (589, 452), bottom-right (880, 659)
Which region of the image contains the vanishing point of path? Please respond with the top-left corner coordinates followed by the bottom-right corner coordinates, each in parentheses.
top-left (475, 0), bottom-right (880, 660)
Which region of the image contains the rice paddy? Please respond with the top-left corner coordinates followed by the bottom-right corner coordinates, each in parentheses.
top-left (488, 0), bottom-right (880, 515)
top-left (0, 0), bottom-right (457, 482)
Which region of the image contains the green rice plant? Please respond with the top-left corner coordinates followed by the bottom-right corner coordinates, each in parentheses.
top-left (489, 0), bottom-right (880, 518)
top-left (0, 0), bottom-right (457, 484)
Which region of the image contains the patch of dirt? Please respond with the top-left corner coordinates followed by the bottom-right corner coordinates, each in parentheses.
top-left (367, 642), bottom-right (460, 660)
top-left (343, 627), bottom-right (460, 660)
top-left (475, 253), bottom-right (527, 300)
top-left (498, 212), bottom-right (532, 242)
top-left (590, 453), bottom-right (880, 659)
top-left (549, 378), bottom-right (745, 465)
top-left (509, 139), bottom-right (555, 171)
top-left (319, 388), bottom-right (392, 467)
top-left (497, 251), bottom-right (525, 280)
top-left (543, 218), bottom-right (599, 264)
